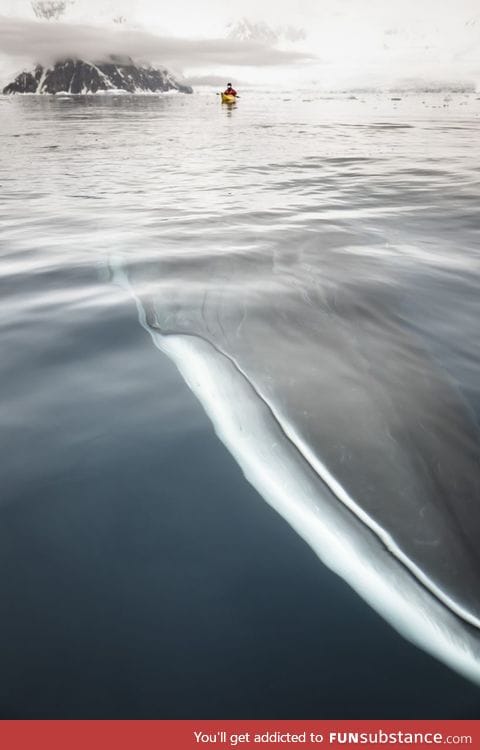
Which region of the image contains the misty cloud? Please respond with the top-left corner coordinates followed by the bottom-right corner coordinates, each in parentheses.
top-left (0, 16), bottom-right (315, 70)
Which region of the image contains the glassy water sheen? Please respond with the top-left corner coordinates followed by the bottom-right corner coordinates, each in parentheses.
top-left (1, 90), bottom-right (480, 718)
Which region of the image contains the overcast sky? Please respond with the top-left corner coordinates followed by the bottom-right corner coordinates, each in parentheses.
top-left (0, 0), bottom-right (479, 88)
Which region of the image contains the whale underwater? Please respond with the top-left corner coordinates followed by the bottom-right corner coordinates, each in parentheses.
top-left (111, 231), bottom-right (480, 685)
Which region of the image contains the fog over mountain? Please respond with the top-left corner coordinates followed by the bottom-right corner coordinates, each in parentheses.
top-left (0, 15), bottom-right (312, 87)
top-left (0, 0), bottom-right (479, 88)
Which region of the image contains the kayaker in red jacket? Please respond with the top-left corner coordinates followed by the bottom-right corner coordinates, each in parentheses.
top-left (224, 83), bottom-right (237, 96)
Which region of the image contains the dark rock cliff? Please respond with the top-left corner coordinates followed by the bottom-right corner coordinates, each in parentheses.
top-left (3, 58), bottom-right (193, 95)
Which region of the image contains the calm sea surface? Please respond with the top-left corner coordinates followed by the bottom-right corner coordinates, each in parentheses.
top-left (1, 89), bottom-right (480, 718)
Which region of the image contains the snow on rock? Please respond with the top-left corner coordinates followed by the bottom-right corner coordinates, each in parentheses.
top-left (226, 18), bottom-right (305, 45)
top-left (3, 57), bottom-right (193, 95)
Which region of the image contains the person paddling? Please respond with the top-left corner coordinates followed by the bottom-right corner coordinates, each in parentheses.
top-left (224, 82), bottom-right (237, 97)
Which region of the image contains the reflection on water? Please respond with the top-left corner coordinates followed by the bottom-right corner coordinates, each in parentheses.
top-left (222, 102), bottom-right (237, 116)
top-left (1, 89), bottom-right (480, 715)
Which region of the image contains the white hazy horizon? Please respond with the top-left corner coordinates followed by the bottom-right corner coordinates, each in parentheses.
top-left (0, 0), bottom-right (479, 89)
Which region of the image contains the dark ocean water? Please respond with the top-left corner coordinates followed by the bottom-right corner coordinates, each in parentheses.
top-left (1, 90), bottom-right (480, 718)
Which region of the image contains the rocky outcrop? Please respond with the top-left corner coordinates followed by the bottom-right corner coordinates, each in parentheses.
top-left (3, 57), bottom-right (193, 95)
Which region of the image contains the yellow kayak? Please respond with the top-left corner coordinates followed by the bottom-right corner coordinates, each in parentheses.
top-left (221, 93), bottom-right (236, 103)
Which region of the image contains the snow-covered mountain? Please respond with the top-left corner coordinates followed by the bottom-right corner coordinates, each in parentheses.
top-left (227, 19), bottom-right (277, 44)
top-left (226, 18), bottom-right (305, 45)
top-left (3, 57), bottom-right (193, 94)
top-left (31, 0), bottom-right (72, 20)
